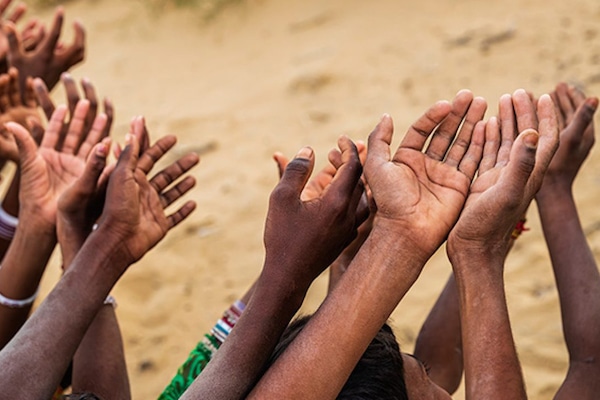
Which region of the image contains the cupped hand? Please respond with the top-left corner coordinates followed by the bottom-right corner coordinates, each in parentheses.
top-left (448, 90), bottom-right (559, 260)
top-left (365, 90), bottom-right (487, 259)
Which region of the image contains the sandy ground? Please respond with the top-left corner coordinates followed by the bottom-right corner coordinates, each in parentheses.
top-left (24, 0), bottom-right (600, 398)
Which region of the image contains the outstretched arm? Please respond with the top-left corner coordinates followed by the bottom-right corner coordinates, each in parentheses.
top-left (447, 90), bottom-right (559, 400)
top-left (182, 136), bottom-right (365, 400)
top-left (0, 131), bottom-right (197, 399)
top-left (250, 90), bottom-right (486, 399)
top-left (536, 83), bottom-right (600, 399)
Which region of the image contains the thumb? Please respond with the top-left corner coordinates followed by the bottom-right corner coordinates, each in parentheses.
top-left (116, 133), bottom-right (140, 174)
top-left (278, 146), bottom-right (314, 198)
top-left (5, 121), bottom-right (37, 168)
top-left (506, 128), bottom-right (538, 194)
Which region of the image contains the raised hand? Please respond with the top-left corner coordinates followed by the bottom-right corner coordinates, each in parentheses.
top-left (540, 83), bottom-right (598, 192)
top-left (97, 133), bottom-right (198, 266)
top-left (448, 90), bottom-right (559, 257)
top-left (365, 90), bottom-right (487, 259)
top-left (0, 67), bottom-right (40, 162)
top-left (263, 136), bottom-right (365, 288)
top-left (5, 7), bottom-right (85, 98)
top-left (34, 73), bottom-right (113, 142)
top-left (5, 99), bottom-right (106, 231)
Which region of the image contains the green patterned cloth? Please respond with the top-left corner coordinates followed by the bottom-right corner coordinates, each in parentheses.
top-left (158, 334), bottom-right (221, 399)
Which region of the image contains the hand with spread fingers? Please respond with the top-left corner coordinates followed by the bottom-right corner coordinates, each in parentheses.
top-left (33, 73), bottom-right (113, 143)
top-left (97, 133), bottom-right (198, 267)
top-left (364, 89), bottom-right (487, 259)
top-left (6, 99), bottom-right (107, 232)
top-left (0, 67), bottom-right (40, 162)
top-left (4, 7), bottom-right (85, 98)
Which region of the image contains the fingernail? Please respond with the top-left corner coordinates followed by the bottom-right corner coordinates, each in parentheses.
top-left (96, 143), bottom-right (106, 156)
top-left (295, 146), bottom-right (312, 159)
top-left (523, 130), bottom-right (539, 149)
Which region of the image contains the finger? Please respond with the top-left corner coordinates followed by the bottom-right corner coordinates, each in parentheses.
top-left (0, 74), bottom-right (9, 112)
top-left (497, 94), bottom-right (516, 166)
top-left (137, 135), bottom-right (177, 175)
top-left (480, 117), bottom-right (500, 173)
top-left (160, 176), bottom-right (196, 208)
top-left (445, 96), bottom-right (487, 167)
top-left (77, 113), bottom-right (107, 159)
top-left (40, 105), bottom-right (67, 149)
top-left (0, 0), bottom-right (11, 14)
top-left (77, 138), bottom-right (111, 195)
top-left (167, 200), bottom-right (197, 229)
top-left (61, 20), bottom-right (85, 67)
top-left (40, 7), bottom-right (63, 59)
top-left (457, 119), bottom-right (485, 180)
top-left (7, 3), bottom-right (25, 23)
top-left (102, 97), bottom-right (113, 139)
top-left (365, 114), bottom-right (393, 173)
top-left (555, 82), bottom-right (575, 122)
top-left (150, 153), bottom-right (200, 193)
top-left (533, 94), bottom-right (560, 176)
top-left (7, 67), bottom-right (20, 106)
top-left (549, 90), bottom-right (566, 131)
top-left (81, 77), bottom-right (98, 131)
top-left (61, 73), bottom-right (80, 117)
top-left (328, 147), bottom-right (342, 169)
top-left (5, 121), bottom-right (37, 168)
top-left (568, 85), bottom-right (586, 107)
top-left (513, 88), bottom-right (538, 133)
top-left (4, 22), bottom-right (24, 56)
top-left (24, 77), bottom-right (37, 108)
top-left (61, 99), bottom-right (90, 154)
top-left (115, 133), bottom-right (140, 174)
top-left (426, 89), bottom-right (474, 161)
top-left (505, 129), bottom-right (539, 196)
top-left (567, 97), bottom-right (598, 142)
top-left (355, 140), bottom-right (367, 165)
top-left (33, 78), bottom-right (55, 120)
top-left (273, 151), bottom-right (289, 179)
top-left (323, 136), bottom-right (362, 206)
top-left (26, 117), bottom-right (44, 145)
top-left (398, 101), bottom-right (452, 152)
top-left (277, 146), bottom-right (315, 199)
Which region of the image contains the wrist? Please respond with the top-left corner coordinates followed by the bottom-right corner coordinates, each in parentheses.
top-left (537, 178), bottom-right (573, 200)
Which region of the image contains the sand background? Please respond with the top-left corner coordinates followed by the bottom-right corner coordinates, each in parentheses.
top-left (22, 0), bottom-right (600, 398)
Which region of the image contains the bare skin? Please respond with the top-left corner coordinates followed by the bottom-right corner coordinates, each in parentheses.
top-left (4, 7), bottom-right (85, 100)
top-left (249, 90), bottom-right (485, 399)
top-left (0, 100), bottom-right (105, 349)
top-left (537, 83), bottom-right (600, 399)
top-left (0, 131), bottom-right (197, 399)
top-left (447, 90), bottom-right (559, 399)
top-left (182, 136), bottom-right (365, 400)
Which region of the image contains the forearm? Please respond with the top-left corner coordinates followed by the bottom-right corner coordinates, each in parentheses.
top-left (0, 219), bottom-right (56, 348)
top-left (72, 303), bottom-right (131, 400)
top-left (414, 273), bottom-right (463, 394)
top-left (536, 188), bottom-right (600, 358)
top-left (0, 227), bottom-right (126, 399)
top-left (249, 226), bottom-right (428, 399)
top-left (452, 255), bottom-right (526, 400)
top-left (182, 269), bottom-right (307, 400)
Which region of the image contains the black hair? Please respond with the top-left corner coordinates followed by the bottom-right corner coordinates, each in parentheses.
top-left (268, 315), bottom-right (408, 400)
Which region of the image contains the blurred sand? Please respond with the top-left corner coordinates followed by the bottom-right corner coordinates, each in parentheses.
top-left (27, 0), bottom-right (600, 398)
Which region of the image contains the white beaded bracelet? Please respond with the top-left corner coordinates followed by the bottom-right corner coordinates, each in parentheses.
top-left (0, 286), bottom-right (39, 308)
top-left (0, 206), bottom-right (18, 240)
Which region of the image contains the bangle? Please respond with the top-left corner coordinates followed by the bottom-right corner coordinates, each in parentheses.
top-left (511, 218), bottom-right (529, 239)
top-left (103, 295), bottom-right (117, 308)
top-left (210, 299), bottom-right (246, 345)
top-left (0, 205), bottom-right (18, 240)
top-left (0, 286), bottom-right (38, 308)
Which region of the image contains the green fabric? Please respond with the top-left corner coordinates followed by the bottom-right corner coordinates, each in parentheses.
top-left (158, 334), bottom-right (221, 400)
